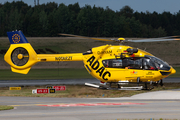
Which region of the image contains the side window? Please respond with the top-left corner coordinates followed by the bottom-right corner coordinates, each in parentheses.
top-left (102, 59), bottom-right (122, 68)
top-left (122, 58), bottom-right (142, 69)
top-left (103, 58), bottom-right (143, 69)
top-left (112, 60), bottom-right (122, 68)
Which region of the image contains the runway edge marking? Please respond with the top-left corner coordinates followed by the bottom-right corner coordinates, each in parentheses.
top-left (38, 102), bottom-right (146, 107)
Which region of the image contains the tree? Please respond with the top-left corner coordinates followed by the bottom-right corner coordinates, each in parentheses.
top-left (77, 5), bottom-right (94, 36)
top-left (119, 5), bottom-right (134, 18)
top-left (39, 10), bottom-right (48, 36)
top-left (0, 1), bottom-right (178, 37)
top-left (44, 2), bottom-right (58, 14)
top-left (23, 8), bottom-right (33, 35)
top-left (27, 8), bottom-right (41, 36)
top-left (0, 7), bottom-right (5, 36)
top-left (101, 6), bottom-right (116, 37)
top-left (53, 3), bottom-right (72, 34)
top-left (8, 7), bottom-right (23, 31)
top-left (68, 2), bottom-right (81, 34)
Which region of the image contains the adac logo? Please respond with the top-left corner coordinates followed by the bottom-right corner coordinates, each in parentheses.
top-left (130, 71), bottom-right (138, 74)
top-left (12, 34), bottom-right (20, 43)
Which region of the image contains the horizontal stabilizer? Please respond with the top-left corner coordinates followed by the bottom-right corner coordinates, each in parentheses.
top-left (11, 67), bottom-right (31, 74)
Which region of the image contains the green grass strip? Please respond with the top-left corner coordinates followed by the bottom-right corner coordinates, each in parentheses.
top-left (0, 68), bottom-right (93, 80)
top-left (0, 105), bottom-right (14, 111)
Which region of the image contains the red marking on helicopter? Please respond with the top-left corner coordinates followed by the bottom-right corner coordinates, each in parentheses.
top-left (39, 102), bottom-right (146, 107)
top-left (131, 54), bottom-right (135, 57)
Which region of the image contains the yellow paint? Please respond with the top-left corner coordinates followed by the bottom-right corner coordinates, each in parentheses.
top-left (9, 87), bottom-right (21, 90)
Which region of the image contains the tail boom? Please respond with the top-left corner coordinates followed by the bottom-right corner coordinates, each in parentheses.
top-left (4, 30), bottom-right (83, 74)
top-left (37, 53), bottom-right (83, 62)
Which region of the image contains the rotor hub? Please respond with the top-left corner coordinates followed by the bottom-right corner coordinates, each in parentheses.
top-left (117, 38), bottom-right (125, 41)
top-left (17, 54), bottom-right (23, 59)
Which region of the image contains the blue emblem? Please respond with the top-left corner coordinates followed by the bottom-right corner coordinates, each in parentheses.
top-left (7, 31), bottom-right (29, 44)
top-left (12, 34), bottom-right (21, 43)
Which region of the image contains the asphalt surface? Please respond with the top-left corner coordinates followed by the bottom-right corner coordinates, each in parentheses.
top-left (1, 91), bottom-right (180, 120)
top-left (0, 78), bottom-right (180, 120)
top-left (0, 77), bottom-right (179, 87)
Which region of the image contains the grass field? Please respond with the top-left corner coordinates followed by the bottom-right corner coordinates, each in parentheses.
top-left (0, 67), bottom-right (179, 80)
top-left (0, 83), bottom-right (180, 98)
top-left (0, 68), bottom-right (93, 80)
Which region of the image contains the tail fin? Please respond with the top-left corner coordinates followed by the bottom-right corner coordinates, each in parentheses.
top-left (4, 31), bottom-right (37, 74)
top-left (7, 31), bottom-right (29, 44)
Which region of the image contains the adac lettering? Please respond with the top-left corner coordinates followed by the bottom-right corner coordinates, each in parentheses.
top-left (97, 50), bottom-right (112, 54)
top-left (87, 56), bottom-right (111, 80)
top-left (55, 56), bottom-right (72, 61)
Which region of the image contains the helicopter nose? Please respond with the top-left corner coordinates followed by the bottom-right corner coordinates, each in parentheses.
top-left (170, 67), bottom-right (176, 75)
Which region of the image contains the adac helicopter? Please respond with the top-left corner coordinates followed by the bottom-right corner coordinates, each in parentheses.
top-left (4, 31), bottom-right (178, 90)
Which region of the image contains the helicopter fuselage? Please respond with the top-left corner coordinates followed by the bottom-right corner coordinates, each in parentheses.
top-left (82, 45), bottom-right (176, 83)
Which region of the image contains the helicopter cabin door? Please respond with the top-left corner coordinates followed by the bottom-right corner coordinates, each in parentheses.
top-left (142, 58), bottom-right (159, 82)
top-left (122, 58), bottom-right (143, 82)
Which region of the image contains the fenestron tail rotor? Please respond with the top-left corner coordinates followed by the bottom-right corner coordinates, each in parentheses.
top-left (11, 47), bottom-right (29, 66)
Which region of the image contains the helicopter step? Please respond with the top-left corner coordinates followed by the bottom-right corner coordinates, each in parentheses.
top-left (85, 83), bottom-right (99, 88)
top-left (120, 86), bottom-right (143, 90)
top-left (85, 83), bottom-right (143, 90)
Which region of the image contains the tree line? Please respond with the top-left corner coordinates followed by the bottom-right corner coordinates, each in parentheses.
top-left (0, 1), bottom-right (180, 37)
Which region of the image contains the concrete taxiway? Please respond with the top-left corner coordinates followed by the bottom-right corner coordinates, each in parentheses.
top-left (0, 89), bottom-right (180, 120)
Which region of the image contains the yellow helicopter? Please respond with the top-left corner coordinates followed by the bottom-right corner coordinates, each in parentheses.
top-left (4, 31), bottom-right (178, 90)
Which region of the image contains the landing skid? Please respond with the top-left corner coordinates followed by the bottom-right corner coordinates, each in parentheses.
top-left (85, 83), bottom-right (143, 90)
top-left (85, 78), bottom-right (164, 91)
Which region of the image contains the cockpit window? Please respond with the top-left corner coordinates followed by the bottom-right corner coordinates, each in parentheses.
top-left (143, 58), bottom-right (156, 70)
top-left (145, 55), bottom-right (171, 70)
top-left (102, 56), bottom-right (170, 70)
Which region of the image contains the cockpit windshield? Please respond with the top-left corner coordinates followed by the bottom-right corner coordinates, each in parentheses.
top-left (102, 56), bottom-right (171, 71)
top-left (145, 55), bottom-right (171, 70)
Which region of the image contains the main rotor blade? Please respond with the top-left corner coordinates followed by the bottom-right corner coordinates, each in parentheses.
top-left (59, 33), bottom-right (180, 43)
top-left (59, 33), bottom-right (112, 41)
top-left (128, 36), bottom-right (180, 42)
